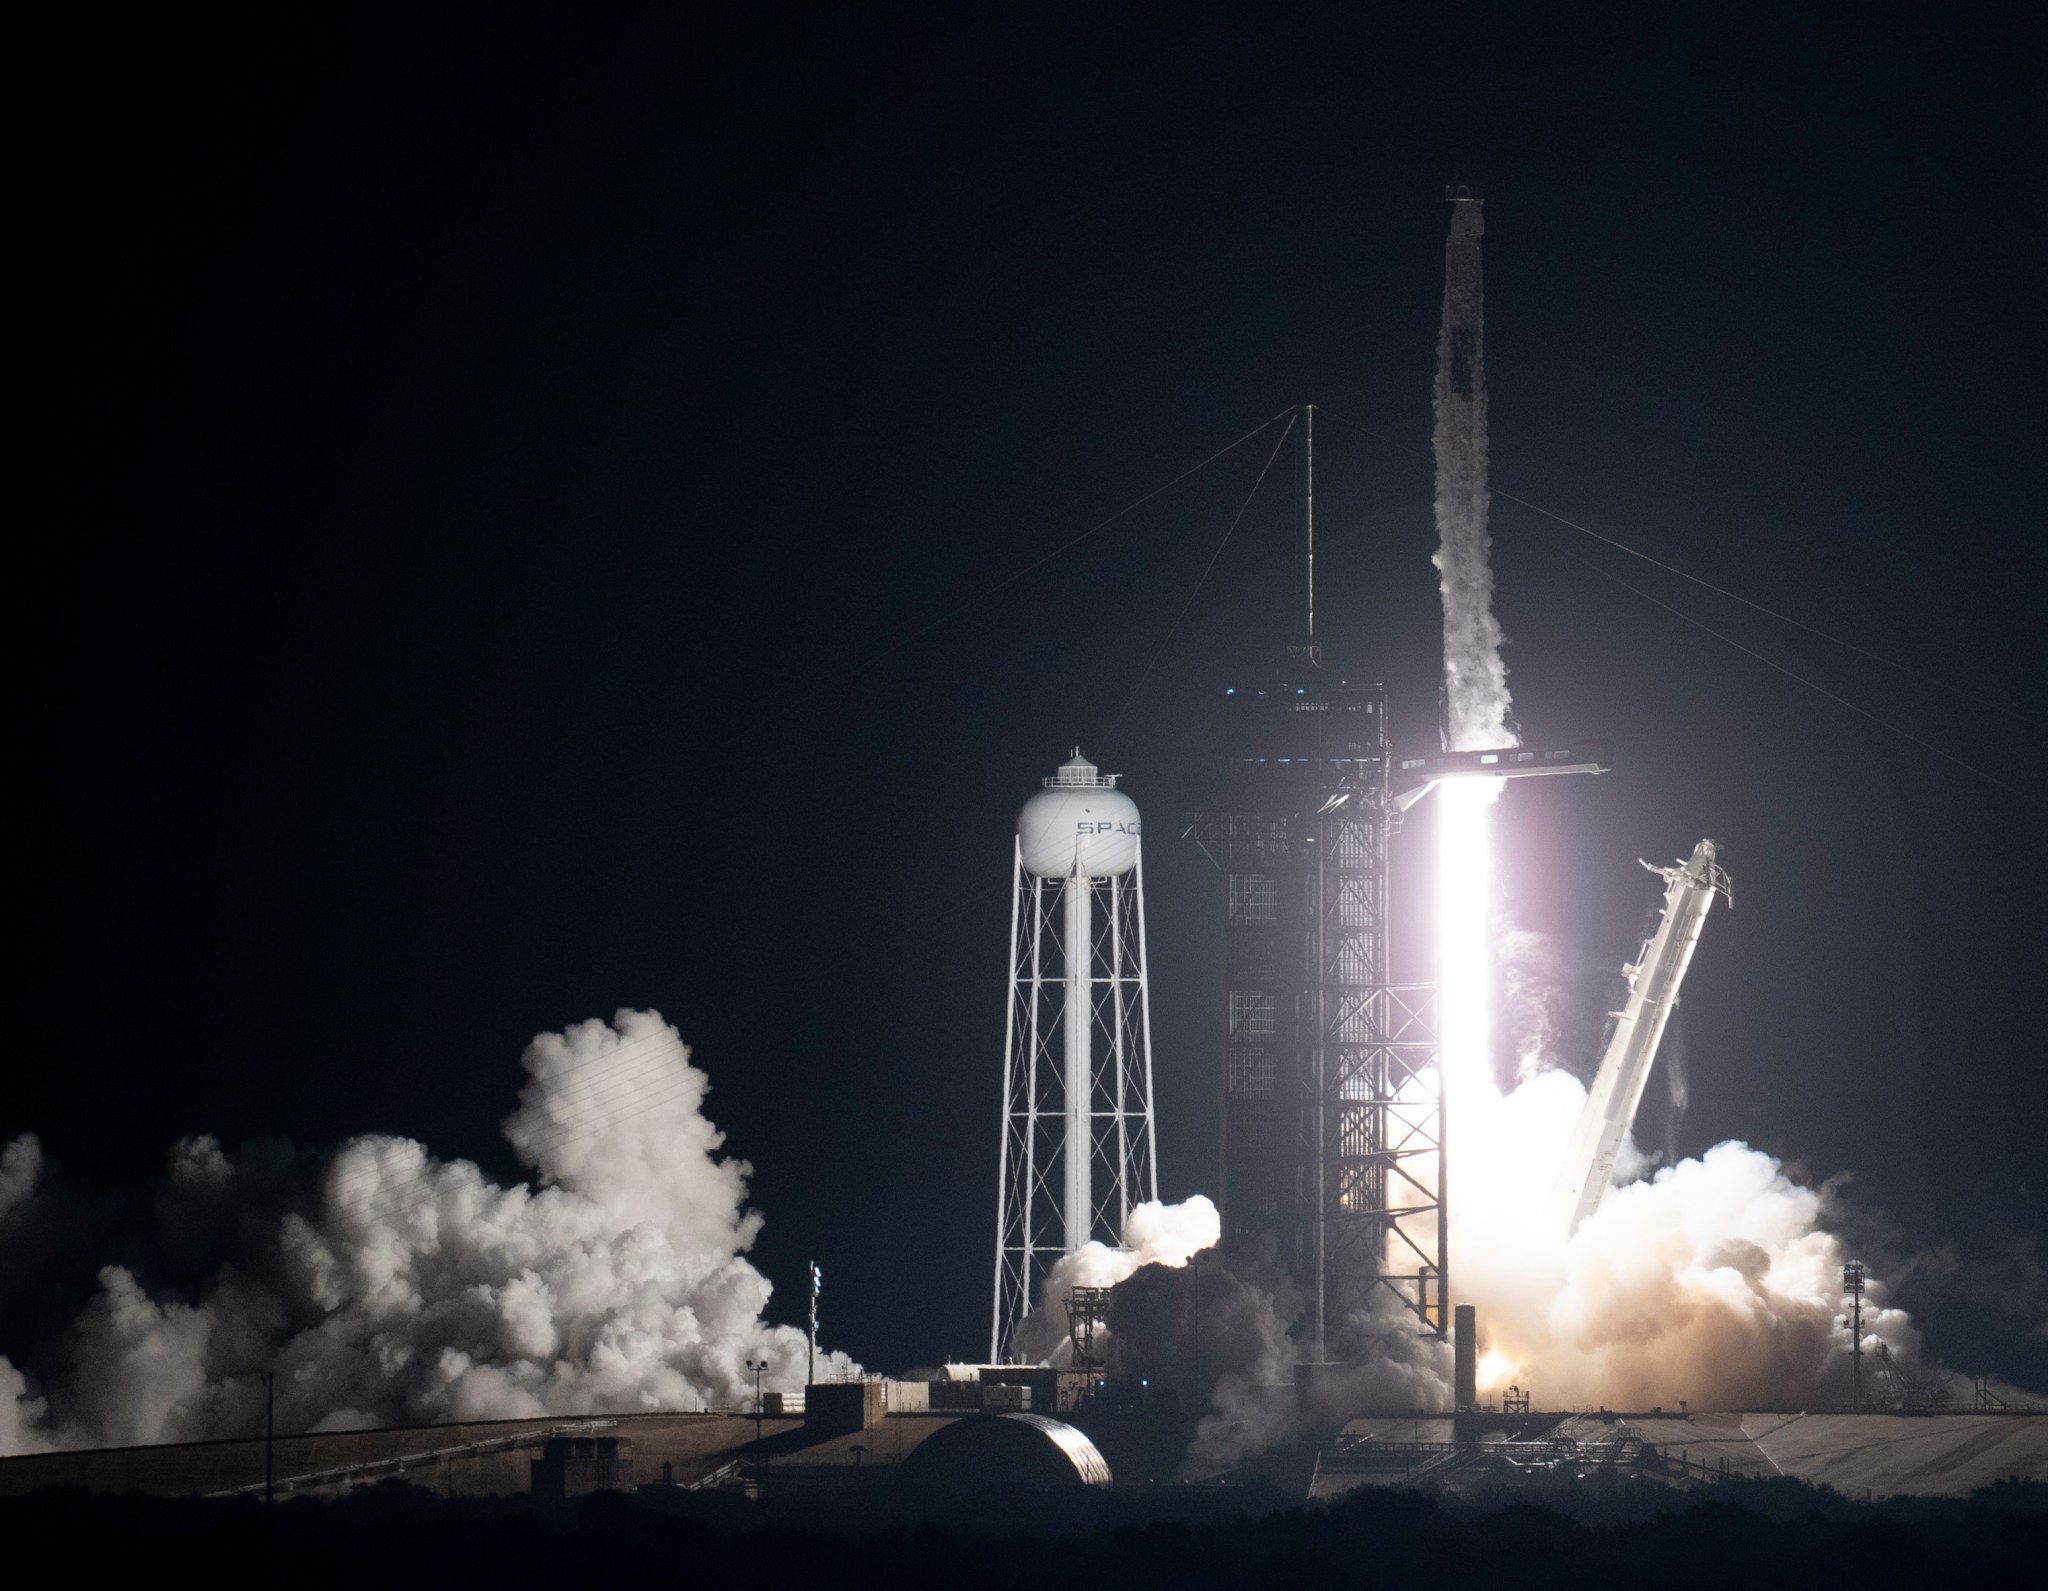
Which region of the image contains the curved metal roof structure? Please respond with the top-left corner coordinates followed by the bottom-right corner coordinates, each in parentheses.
top-left (901, 1412), bottom-right (1114, 1491)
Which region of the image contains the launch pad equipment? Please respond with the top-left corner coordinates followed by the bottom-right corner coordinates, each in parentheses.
top-left (1454, 1303), bottom-right (1478, 1411)
top-left (1841, 1261), bottom-right (1943, 1410)
top-left (1553, 840), bottom-right (1733, 1235)
top-left (993, 751), bottom-right (1159, 1361)
top-left (1067, 1287), bottom-right (1112, 1374)
top-left (1391, 742), bottom-right (1609, 811)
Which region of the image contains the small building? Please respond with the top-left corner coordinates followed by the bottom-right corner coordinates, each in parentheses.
top-left (530, 1436), bottom-right (634, 1500)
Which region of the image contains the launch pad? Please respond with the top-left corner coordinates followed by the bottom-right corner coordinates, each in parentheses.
top-left (5, 1397), bottom-right (2039, 1503)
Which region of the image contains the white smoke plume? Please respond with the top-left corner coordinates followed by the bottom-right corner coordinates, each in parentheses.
top-left (1413, 193), bottom-right (1948, 1420)
top-left (0, 1134), bottom-right (38, 1223)
top-left (0, 1356), bottom-right (50, 1455)
top-left (1186, 1292), bottom-right (1450, 1478)
top-left (1498, 926), bottom-right (1567, 1087)
top-left (1432, 195), bottom-right (1512, 752)
top-left (1662, 1003), bottom-right (1690, 1166)
top-left (1013, 1195), bottom-right (1220, 1366)
top-left (1448, 1049), bottom-right (1926, 1410)
top-left (0, 1010), bottom-right (856, 1455)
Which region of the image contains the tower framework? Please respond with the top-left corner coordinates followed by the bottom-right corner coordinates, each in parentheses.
top-left (1186, 682), bottom-right (1446, 1354)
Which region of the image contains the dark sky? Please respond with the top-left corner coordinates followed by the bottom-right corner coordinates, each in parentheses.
top-left (24, 5), bottom-right (2047, 1385)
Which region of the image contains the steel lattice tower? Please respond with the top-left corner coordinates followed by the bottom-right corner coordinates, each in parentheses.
top-left (992, 751), bottom-right (1159, 1362)
top-left (1185, 681), bottom-right (1446, 1357)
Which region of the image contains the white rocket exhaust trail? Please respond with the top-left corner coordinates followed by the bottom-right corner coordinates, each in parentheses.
top-left (1412, 193), bottom-right (1952, 1416)
top-left (1433, 188), bottom-right (1511, 751)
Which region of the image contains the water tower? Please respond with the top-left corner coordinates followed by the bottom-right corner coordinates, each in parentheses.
top-left (991, 749), bottom-right (1158, 1361)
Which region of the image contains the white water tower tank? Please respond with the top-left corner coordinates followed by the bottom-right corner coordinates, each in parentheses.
top-left (1017, 749), bottom-right (1141, 878)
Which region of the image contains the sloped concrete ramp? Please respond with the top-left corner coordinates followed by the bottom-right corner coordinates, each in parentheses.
top-left (1624, 1413), bottom-right (1781, 1478)
top-left (1315, 1413), bottom-right (2047, 1501)
top-left (1748, 1414), bottom-right (2047, 1497)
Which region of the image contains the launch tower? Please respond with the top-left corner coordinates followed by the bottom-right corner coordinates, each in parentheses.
top-left (1185, 407), bottom-right (1446, 1355)
top-left (1184, 195), bottom-right (1611, 1365)
top-left (1182, 391), bottom-right (1606, 1361)
top-left (1185, 675), bottom-right (1446, 1356)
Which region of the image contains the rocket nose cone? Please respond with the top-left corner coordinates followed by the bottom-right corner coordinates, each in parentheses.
top-left (1449, 199), bottom-right (1484, 239)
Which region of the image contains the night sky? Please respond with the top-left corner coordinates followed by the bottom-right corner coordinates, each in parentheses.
top-left (25, 6), bottom-right (2046, 1387)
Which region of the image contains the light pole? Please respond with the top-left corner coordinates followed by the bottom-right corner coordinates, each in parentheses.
top-left (260, 1371), bottom-right (275, 1502)
top-left (745, 1358), bottom-right (767, 1496)
top-left (1843, 1262), bottom-right (1867, 1412)
top-left (807, 1263), bottom-right (821, 1389)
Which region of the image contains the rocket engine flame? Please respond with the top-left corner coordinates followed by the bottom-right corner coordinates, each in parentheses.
top-left (1422, 191), bottom-right (1946, 1414)
top-left (1437, 777), bottom-right (1504, 1121)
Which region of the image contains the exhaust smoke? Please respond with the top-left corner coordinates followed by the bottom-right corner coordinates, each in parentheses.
top-left (1424, 191), bottom-right (1942, 1416)
top-left (0, 1010), bottom-right (856, 1454)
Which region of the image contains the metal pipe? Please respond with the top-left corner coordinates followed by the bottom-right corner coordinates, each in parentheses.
top-left (1134, 842), bottom-right (1160, 1204)
top-left (1063, 873), bottom-right (1093, 1252)
top-left (1019, 875), bottom-right (1046, 1344)
top-left (991, 839), bottom-right (1026, 1361)
top-left (1454, 1303), bottom-right (1477, 1412)
top-left (1313, 812), bottom-right (1328, 1364)
top-left (1111, 868), bottom-right (1129, 1232)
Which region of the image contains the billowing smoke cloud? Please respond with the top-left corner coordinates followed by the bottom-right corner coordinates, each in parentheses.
top-left (1662, 1003), bottom-right (1690, 1166)
top-left (1012, 1196), bottom-right (1220, 1366)
top-left (1499, 926), bottom-right (1567, 1088)
top-left (0, 1010), bottom-right (855, 1455)
top-left (1186, 1293), bottom-right (1449, 1477)
top-left (0, 1135), bottom-right (37, 1223)
top-left (1095, 1242), bottom-right (1451, 1477)
top-left (1450, 1055), bottom-right (1928, 1409)
top-left (1408, 191), bottom-right (1964, 1425)
top-left (1443, 865), bottom-right (1944, 1412)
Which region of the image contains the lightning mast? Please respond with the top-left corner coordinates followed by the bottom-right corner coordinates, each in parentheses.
top-left (1295, 403), bottom-right (1320, 671)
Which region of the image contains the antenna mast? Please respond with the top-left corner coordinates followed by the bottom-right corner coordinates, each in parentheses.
top-left (1293, 402), bottom-right (1322, 669)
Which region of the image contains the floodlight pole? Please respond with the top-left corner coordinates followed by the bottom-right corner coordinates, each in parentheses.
top-left (261, 1371), bottom-right (275, 1502)
top-left (807, 1262), bottom-right (820, 1388)
top-left (745, 1358), bottom-right (767, 1496)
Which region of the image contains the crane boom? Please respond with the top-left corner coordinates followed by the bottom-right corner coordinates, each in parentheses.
top-left (1553, 839), bottom-right (1732, 1235)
